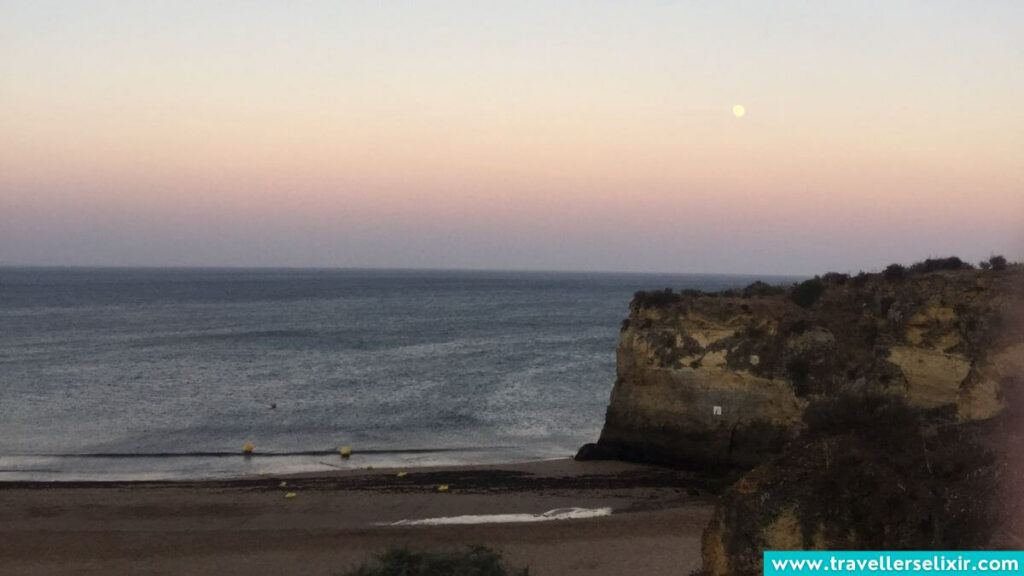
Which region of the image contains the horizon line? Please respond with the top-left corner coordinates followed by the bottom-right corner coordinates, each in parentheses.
top-left (0, 262), bottom-right (811, 279)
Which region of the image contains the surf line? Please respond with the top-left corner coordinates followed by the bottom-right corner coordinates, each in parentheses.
top-left (382, 507), bottom-right (613, 526)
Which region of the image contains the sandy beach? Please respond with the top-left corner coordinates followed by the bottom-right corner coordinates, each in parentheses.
top-left (0, 459), bottom-right (714, 576)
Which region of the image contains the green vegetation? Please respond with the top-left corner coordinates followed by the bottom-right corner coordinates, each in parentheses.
top-left (790, 277), bottom-right (825, 308)
top-left (883, 263), bottom-right (906, 281)
top-left (342, 547), bottom-right (529, 576)
top-left (908, 256), bottom-right (972, 274)
top-left (820, 272), bottom-right (850, 285)
top-left (979, 255), bottom-right (1010, 271)
top-left (632, 288), bottom-right (678, 308)
top-left (633, 281), bottom-right (791, 309)
top-left (742, 280), bottom-right (784, 297)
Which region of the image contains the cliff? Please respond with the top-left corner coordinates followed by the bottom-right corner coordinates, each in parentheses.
top-left (579, 260), bottom-right (1024, 575)
top-left (582, 262), bottom-right (1023, 470)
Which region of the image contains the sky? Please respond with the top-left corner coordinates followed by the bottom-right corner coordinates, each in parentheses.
top-left (2, 1), bottom-right (1022, 275)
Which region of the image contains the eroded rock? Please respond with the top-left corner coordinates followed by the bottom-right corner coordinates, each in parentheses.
top-left (587, 265), bottom-right (1024, 471)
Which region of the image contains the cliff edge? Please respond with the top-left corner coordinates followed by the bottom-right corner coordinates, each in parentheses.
top-left (580, 259), bottom-right (1024, 574)
top-left (582, 261), bottom-right (1022, 470)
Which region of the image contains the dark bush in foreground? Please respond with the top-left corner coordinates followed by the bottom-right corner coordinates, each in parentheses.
top-left (343, 546), bottom-right (528, 576)
top-left (989, 255), bottom-right (1007, 271)
top-left (790, 277), bottom-right (825, 308)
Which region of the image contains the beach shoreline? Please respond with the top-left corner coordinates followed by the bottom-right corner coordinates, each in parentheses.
top-left (0, 458), bottom-right (714, 576)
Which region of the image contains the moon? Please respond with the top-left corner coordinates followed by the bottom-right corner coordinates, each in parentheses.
top-left (732, 104), bottom-right (746, 118)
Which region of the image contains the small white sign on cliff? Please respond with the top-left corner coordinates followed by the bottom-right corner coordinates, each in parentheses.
top-left (713, 406), bottom-right (722, 416)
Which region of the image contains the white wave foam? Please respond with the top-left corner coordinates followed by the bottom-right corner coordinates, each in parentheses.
top-left (385, 506), bottom-right (612, 526)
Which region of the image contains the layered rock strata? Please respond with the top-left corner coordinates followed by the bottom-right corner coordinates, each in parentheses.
top-left (585, 265), bottom-right (1023, 470)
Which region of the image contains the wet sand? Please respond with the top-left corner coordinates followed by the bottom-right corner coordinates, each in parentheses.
top-left (0, 459), bottom-right (715, 576)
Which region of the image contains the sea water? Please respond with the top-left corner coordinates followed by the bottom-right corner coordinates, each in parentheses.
top-left (0, 267), bottom-right (794, 480)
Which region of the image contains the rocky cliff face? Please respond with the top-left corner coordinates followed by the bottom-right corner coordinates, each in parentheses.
top-left (583, 262), bottom-right (1024, 575)
top-left (587, 264), bottom-right (1023, 471)
top-left (701, 397), bottom-right (1024, 575)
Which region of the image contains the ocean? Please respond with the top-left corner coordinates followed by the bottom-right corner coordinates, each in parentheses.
top-left (0, 267), bottom-right (793, 481)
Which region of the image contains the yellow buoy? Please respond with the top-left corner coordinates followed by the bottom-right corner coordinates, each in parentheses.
top-left (396, 471), bottom-right (408, 478)
top-left (243, 441), bottom-right (254, 454)
top-left (436, 484), bottom-right (449, 493)
top-left (340, 446), bottom-right (352, 458)
top-left (284, 492), bottom-right (297, 499)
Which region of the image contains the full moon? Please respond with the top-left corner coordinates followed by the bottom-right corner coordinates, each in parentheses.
top-left (732, 104), bottom-right (746, 118)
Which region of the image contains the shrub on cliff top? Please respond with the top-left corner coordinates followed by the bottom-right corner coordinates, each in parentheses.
top-left (741, 280), bottom-right (784, 298)
top-left (909, 256), bottom-right (972, 274)
top-left (883, 263), bottom-right (907, 281)
top-left (852, 271), bottom-right (871, 287)
top-left (821, 272), bottom-right (850, 285)
top-left (343, 546), bottom-right (529, 576)
top-left (633, 288), bottom-right (678, 309)
top-left (989, 255), bottom-right (1007, 271)
top-left (790, 277), bottom-right (825, 309)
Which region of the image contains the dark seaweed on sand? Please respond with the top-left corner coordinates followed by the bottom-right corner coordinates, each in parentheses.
top-left (342, 546), bottom-right (528, 576)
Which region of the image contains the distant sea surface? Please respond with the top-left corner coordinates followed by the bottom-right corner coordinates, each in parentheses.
top-left (0, 267), bottom-right (796, 481)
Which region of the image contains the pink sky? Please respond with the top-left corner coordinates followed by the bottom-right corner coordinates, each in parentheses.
top-left (2, 2), bottom-right (1021, 274)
